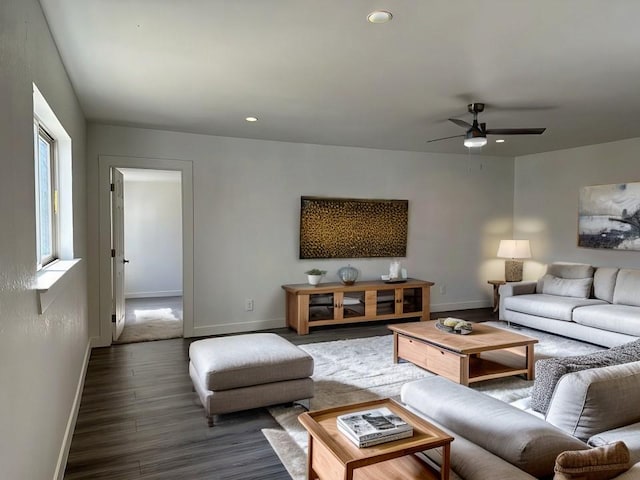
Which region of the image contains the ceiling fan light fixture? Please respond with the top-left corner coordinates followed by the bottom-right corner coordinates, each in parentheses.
top-left (464, 130), bottom-right (487, 148)
top-left (367, 10), bottom-right (393, 24)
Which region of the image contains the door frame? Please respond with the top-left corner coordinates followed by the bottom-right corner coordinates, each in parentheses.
top-left (98, 155), bottom-right (194, 346)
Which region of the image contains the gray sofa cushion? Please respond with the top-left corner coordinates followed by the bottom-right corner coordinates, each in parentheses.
top-left (545, 361), bottom-right (640, 441)
top-left (537, 262), bottom-right (594, 293)
top-left (613, 269), bottom-right (640, 307)
top-left (401, 376), bottom-right (587, 478)
top-left (589, 422), bottom-right (640, 465)
top-left (573, 305), bottom-right (640, 337)
top-left (541, 274), bottom-right (593, 298)
top-left (401, 412), bottom-right (537, 480)
top-left (594, 267), bottom-right (620, 303)
top-left (531, 340), bottom-right (640, 414)
top-left (504, 294), bottom-right (605, 321)
top-left (548, 262), bottom-right (595, 279)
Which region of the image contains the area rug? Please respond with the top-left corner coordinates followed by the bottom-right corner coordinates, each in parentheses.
top-left (115, 307), bottom-right (183, 344)
top-left (262, 321), bottom-right (603, 480)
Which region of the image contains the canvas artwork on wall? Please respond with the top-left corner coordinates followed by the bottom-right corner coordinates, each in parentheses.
top-left (578, 182), bottom-right (640, 251)
top-left (299, 196), bottom-right (408, 259)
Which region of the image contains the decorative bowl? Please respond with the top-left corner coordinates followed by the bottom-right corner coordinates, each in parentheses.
top-left (436, 318), bottom-right (473, 335)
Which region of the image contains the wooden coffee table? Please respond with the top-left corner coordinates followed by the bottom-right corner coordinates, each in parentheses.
top-left (298, 398), bottom-right (453, 480)
top-left (388, 320), bottom-right (538, 386)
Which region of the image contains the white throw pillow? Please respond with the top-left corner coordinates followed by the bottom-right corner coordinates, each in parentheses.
top-left (541, 274), bottom-right (593, 299)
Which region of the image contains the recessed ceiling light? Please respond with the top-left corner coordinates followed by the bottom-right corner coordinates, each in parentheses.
top-left (367, 10), bottom-right (393, 24)
top-left (245, 116), bottom-right (258, 122)
top-left (496, 139), bottom-right (505, 143)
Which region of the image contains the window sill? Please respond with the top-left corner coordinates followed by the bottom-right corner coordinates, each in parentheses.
top-left (35, 258), bottom-right (82, 314)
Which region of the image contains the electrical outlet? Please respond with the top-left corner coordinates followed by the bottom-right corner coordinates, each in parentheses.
top-left (439, 285), bottom-right (446, 295)
top-left (245, 298), bottom-right (254, 311)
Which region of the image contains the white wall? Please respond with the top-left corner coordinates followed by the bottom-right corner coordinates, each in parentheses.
top-left (87, 124), bottom-right (515, 338)
top-left (514, 137), bottom-right (640, 279)
top-left (124, 176), bottom-right (182, 297)
top-left (0, 1), bottom-right (88, 479)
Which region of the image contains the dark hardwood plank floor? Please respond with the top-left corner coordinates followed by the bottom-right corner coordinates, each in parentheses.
top-left (64, 308), bottom-right (494, 479)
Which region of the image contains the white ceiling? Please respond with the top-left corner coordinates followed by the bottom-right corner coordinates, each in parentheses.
top-left (39, 0), bottom-right (640, 157)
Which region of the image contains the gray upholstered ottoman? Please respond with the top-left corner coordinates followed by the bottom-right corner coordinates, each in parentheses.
top-left (189, 333), bottom-right (314, 426)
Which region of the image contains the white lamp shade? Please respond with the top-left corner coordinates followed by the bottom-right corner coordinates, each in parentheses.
top-left (497, 240), bottom-right (531, 259)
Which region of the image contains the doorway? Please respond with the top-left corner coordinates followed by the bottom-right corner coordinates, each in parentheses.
top-left (98, 156), bottom-right (194, 347)
top-left (116, 168), bottom-right (183, 343)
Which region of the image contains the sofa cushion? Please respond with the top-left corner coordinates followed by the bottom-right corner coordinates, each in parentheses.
top-left (553, 441), bottom-right (630, 480)
top-left (573, 305), bottom-right (640, 337)
top-left (401, 376), bottom-right (588, 478)
top-left (545, 361), bottom-right (640, 441)
top-left (594, 267), bottom-right (620, 303)
top-left (589, 423), bottom-right (640, 465)
top-left (537, 262), bottom-right (594, 293)
top-left (541, 274), bottom-right (593, 298)
top-left (532, 354), bottom-right (619, 414)
top-left (532, 342), bottom-right (640, 414)
top-left (402, 413), bottom-right (538, 480)
top-left (547, 262), bottom-right (595, 279)
top-left (613, 269), bottom-right (640, 307)
top-left (504, 294), bottom-right (606, 321)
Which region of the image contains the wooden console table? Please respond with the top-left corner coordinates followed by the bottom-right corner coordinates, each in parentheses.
top-left (282, 279), bottom-right (433, 335)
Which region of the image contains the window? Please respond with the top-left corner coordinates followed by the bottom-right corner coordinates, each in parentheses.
top-left (32, 84), bottom-right (78, 313)
top-left (34, 121), bottom-right (59, 268)
top-left (33, 83), bottom-right (74, 263)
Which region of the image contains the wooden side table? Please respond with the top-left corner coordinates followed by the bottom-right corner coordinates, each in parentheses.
top-left (487, 280), bottom-right (506, 313)
top-left (298, 398), bottom-right (453, 480)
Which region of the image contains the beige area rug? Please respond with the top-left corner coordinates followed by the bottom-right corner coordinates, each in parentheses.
top-left (262, 321), bottom-right (603, 480)
top-left (115, 307), bottom-right (183, 344)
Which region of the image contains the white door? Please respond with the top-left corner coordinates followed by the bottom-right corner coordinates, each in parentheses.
top-left (111, 168), bottom-right (126, 341)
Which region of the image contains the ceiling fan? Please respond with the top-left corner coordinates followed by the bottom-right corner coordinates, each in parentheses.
top-left (427, 103), bottom-right (546, 148)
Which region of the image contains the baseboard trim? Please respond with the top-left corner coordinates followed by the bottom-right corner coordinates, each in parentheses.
top-left (125, 290), bottom-right (182, 299)
top-left (431, 300), bottom-right (491, 312)
top-left (190, 318), bottom-right (285, 338)
top-left (53, 339), bottom-right (91, 480)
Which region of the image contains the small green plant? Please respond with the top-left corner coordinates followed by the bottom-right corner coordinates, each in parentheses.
top-left (305, 269), bottom-right (327, 275)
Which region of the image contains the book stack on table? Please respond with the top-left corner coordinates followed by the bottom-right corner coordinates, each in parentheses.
top-left (336, 407), bottom-right (413, 448)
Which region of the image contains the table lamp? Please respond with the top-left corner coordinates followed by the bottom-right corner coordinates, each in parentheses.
top-left (497, 240), bottom-right (531, 282)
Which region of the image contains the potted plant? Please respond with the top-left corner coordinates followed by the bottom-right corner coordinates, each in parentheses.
top-left (305, 269), bottom-right (327, 286)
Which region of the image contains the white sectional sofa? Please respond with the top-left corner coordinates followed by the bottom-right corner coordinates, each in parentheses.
top-left (499, 262), bottom-right (640, 347)
top-left (401, 361), bottom-right (640, 480)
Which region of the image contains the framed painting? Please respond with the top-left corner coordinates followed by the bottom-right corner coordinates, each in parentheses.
top-left (299, 196), bottom-right (408, 259)
top-left (578, 182), bottom-right (640, 250)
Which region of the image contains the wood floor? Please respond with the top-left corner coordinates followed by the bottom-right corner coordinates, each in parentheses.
top-left (64, 308), bottom-right (495, 479)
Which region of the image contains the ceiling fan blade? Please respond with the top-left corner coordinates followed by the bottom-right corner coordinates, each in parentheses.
top-left (448, 118), bottom-right (472, 129)
top-left (485, 128), bottom-right (546, 135)
top-left (426, 134), bottom-right (465, 143)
